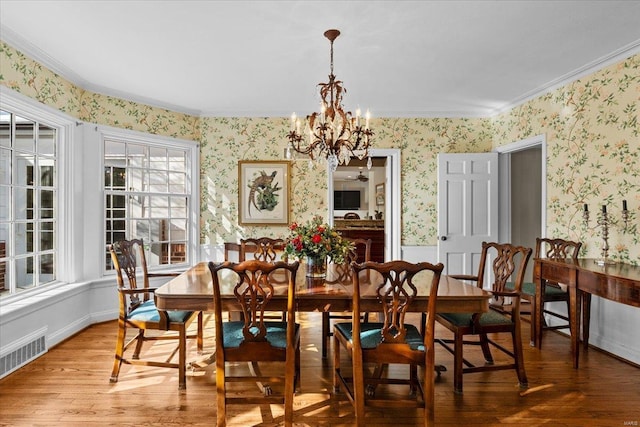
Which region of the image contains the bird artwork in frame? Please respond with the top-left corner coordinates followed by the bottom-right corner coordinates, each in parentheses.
top-left (238, 160), bottom-right (291, 225)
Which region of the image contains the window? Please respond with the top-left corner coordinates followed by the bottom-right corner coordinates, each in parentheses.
top-left (104, 137), bottom-right (192, 271)
top-left (0, 110), bottom-right (58, 296)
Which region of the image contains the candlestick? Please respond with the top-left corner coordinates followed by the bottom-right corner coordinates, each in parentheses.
top-left (622, 199), bottom-right (629, 231)
top-left (596, 208), bottom-right (615, 265)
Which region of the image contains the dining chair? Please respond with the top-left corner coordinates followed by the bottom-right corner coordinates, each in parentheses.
top-left (208, 260), bottom-right (300, 427)
top-left (435, 241), bottom-right (531, 393)
top-left (223, 242), bottom-right (242, 261)
top-left (240, 237), bottom-right (288, 321)
top-left (524, 237), bottom-right (583, 348)
top-left (322, 237), bottom-right (372, 358)
top-left (239, 237), bottom-right (287, 262)
top-left (109, 239), bottom-right (203, 390)
top-left (333, 260), bottom-right (444, 427)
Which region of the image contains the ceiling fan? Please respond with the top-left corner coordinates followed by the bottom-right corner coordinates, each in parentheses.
top-left (354, 171), bottom-right (369, 182)
top-left (334, 168), bottom-right (369, 182)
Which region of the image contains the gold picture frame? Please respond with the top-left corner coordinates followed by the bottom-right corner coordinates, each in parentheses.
top-left (375, 183), bottom-right (385, 206)
top-left (238, 160), bottom-right (291, 225)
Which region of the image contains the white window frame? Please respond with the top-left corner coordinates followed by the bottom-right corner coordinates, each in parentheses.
top-left (0, 87), bottom-right (75, 301)
top-left (98, 126), bottom-right (200, 274)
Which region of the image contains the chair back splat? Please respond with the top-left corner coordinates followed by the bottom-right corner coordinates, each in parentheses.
top-left (333, 260), bottom-right (444, 427)
top-left (109, 239), bottom-right (202, 390)
top-left (436, 241), bottom-right (532, 393)
top-left (322, 238), bottom-right (372, 357)
top-left (209, 260), bottom-right (300, 427)
top-left (240, 237), bottom-right (287, 262)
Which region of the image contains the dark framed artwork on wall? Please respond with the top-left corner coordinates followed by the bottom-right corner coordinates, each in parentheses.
top-left (238, 160), bottom-right (291, 225)
top-left (375, 183), bottom-right (385, 206)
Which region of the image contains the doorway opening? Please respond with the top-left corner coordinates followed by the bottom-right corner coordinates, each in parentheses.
top-left (327, 149), bottom-right (401, 261)
top-left (497, 134), bottom-right (546, 281)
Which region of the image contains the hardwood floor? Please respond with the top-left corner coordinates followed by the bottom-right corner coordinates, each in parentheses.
top-left (1, 311), bottom-right (638, 426)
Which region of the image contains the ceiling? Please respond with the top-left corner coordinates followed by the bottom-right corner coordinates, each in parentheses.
top-left (1, 1), bottom-right (640, 118)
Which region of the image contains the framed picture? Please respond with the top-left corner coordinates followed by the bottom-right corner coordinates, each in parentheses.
top-left (375, 183), bottom-right (385, 206)
top-left (238, 160), bottom-right (291, 225)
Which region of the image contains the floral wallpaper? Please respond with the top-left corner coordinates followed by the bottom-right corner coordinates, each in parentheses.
top-left (198, 116), bottom-right (491, 246)
top-left (1, 39), bottom-right (638, 264)
top-left (491, 54), bottom-right (640, 264)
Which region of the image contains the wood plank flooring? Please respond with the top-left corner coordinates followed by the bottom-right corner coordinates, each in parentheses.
top-left (1, 311), bottom-right (639, 426)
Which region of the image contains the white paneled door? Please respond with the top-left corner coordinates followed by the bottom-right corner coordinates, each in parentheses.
top-left (437, 153), bottom-right (499, 277)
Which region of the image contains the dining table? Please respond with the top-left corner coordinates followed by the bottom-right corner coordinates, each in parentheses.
top-left (154, 261), bottom-right (492, 371)
top-left (154, 261), bottom-right (492, 315)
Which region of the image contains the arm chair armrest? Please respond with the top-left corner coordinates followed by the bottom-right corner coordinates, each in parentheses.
top-left (488, 290), bottom-right (522, 319)
top-left (491, 290), bottom-right (521, 298)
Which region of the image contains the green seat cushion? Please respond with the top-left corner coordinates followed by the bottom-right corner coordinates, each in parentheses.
top-left (334, 322), bottom-right (425, 351)
top-left (127, 299), bottom-right (195, 323)
top-left (222, 321), bottom-right (299, 349)
top-left (438, 310), bottom-right (513, 328)
top-left (508, 281), bottom-right (568, 297)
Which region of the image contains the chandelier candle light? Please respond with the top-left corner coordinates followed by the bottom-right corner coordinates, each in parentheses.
top-left (286, 29), bottom-right (374, 172)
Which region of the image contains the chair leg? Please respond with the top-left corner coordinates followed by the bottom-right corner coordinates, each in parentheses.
top-left (409, 364), bottom-right (418, 395)
top-left (284, 350), bottom-right (296, 427)
top-left (216, 359), bottom-right (227, 427)
top-left (110, 318), bottom-right (127, 382)
top-left (178, 325), bottom-right (187, 390)
top-left (132, 329), bottom-right (145, 359)
top-left (352, 352), bottom-right (366, 427)
top-left (333, 333), bottom-right (340, 392)
top-left (196, 312), bottom-right (204, 353)
top-left (453, 332), bottom-right (464, 393)
top-left (479, 333), bottom-right (494, 364)
top-left (529, 298), bottom-right (538, 347)
top-left (513, 326), bottom-right (528, 388)
top-left (295, 344), bottom-right (301, 391)
top-left (424, 346), bottom-right (436, 427)
top-left (322, 312), bottom-right (330, 358)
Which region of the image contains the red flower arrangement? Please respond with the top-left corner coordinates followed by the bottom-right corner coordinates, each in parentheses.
top-left (283, 215), bottom-right (352, 264)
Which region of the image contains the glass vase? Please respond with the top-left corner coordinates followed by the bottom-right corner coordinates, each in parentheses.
top-left (306, 254), bottom-right (327, 278)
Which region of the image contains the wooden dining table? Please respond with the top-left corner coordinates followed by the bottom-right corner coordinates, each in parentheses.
top-left (155, 261), bottom-right (492, 314)
top-left (155, 261), bottom-right (492, 371)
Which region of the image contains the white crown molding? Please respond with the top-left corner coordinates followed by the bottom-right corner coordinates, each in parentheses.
top-left (491, 38), bottom-right (640, 117)
top-left (0, 24), bottom-right (203, 118)
top-left (1, 25), bottom-right (92, 90)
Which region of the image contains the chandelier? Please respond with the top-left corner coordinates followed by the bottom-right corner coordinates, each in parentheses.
top-left (285, 29), bottom-right (373, 172)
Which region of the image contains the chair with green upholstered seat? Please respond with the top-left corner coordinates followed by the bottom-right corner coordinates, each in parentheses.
top-left (109, 239), bottom-right (203, 390)
top-left (209, 259), bottom-right (300, 427)
top-left (333, 260), bottom-right (444, 427)
top-left (525, 237), bottom-right (582, 348)
top-left (436, 241), bottom-right (531, 393)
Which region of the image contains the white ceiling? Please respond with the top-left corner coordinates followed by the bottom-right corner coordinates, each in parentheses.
top-left (1, 0), bottom-right (640, 118)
